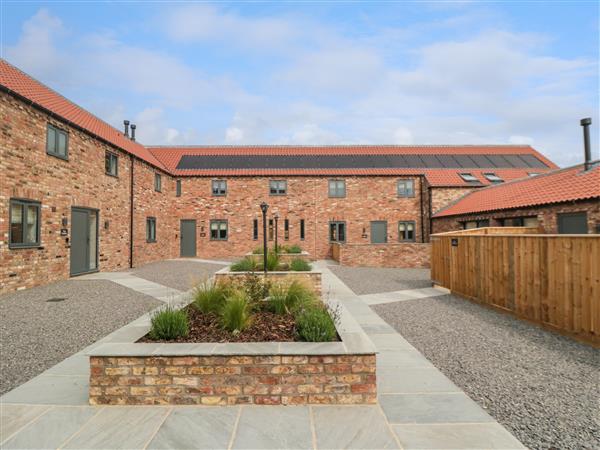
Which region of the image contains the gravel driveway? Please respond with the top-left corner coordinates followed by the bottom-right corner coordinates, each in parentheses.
top-left (132, 260), bottom-right (226, 291)
top-left (0, 280), bottom-right (161, 395)
top-left (329, 265), bottom-right (431, 295)
top-left (374, 294), bottom-right (600, 450)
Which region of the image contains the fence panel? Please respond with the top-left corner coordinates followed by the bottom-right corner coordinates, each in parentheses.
top-left (430, 229), bottom-right (600, 345)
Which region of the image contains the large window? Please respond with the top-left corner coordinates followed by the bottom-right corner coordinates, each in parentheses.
top-left (46, 124), bottom-right (68, 159)
top-left (210, 220), bottom-right (228, 240)
top-left (329, 221), bottom-right (346, 242)
top-left (398, 179), bottom-right (415, 197)
top-left (300, 219), bottom-right (305, 240)
top-left (146, 217), bottom-right (156, 243)
top-left (269, 180), bottom-right (287, 195)
top-left (105, 152), bottom-right (118, 177)
top-left (328, 179), bottom-right (346, 198)
top-left (154, 173), bottom-right (162, 192)
top-left (9, 199), bottom-right (41, 248)
top-left (212, 180), bottom-right (227, 196)
top-left (398, 221), bottom-right (416, 242)
top-left (557, 212), bottom-right (588, 234)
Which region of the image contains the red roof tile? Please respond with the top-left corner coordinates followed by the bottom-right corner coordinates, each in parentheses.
top-left (433, 163), bottom-right (600, 217)
top-left (0, 59), bottom-right (167, 171)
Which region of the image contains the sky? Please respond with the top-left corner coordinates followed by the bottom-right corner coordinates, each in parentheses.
top-left (1, 1), bottom-right (598, 167)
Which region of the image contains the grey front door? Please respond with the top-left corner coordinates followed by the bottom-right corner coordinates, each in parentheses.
top-left (370, 221), bottom-right (387, 243)
top-left (180, 220), bottom-right (197, 257)
top-left (557, 212), bottom-right (588, 234)
top-left (70, 207), bottom-right (98, 275)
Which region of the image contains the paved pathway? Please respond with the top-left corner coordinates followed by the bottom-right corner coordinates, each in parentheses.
top-left (359, 287), bottom-right (449, 306)
top-left (1, 262), bottom-right (524, 449)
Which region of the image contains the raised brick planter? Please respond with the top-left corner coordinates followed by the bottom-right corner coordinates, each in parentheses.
top-left (214, 267), bottom-right (322, 296)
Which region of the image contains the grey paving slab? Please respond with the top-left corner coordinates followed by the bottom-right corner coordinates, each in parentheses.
top-left (361, 322), bottom-right (397, 334)
top-left (153, 343), bottom-right (217, 355)
top-left (212, 342), bottom-right (281, 355)
top-left (232, 406), bottom-right (312, 450)
top-left (0, 404), bottom-right (51, 443)
top-left (63, 406), bottom-right (169, 449)
top-left (393, 423), bottom-right (525, 449)
top-left (378, 367), bottom-right (461, 394)
top-left (2, 406), bottom-right (97, 449)
top-left (380, 393), bottom-right (494, 424)
top-left (312, 405), bottom-right (399, 449)
top-left (147, 407), bottom-right (238, 450)
top-left (1, 376), bottom-right (88, 405)
top-left (43, 354), bottom-right (89, 376)
top-left (368, 333), bottom-right (415, 351)
top-left (377, 350), bottom-right (435, 369)
top-left (278, 341), bottom-right (347, 355)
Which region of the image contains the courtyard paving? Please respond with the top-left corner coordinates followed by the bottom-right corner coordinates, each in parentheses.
top-left (0, 260), bottom-right (524, 449)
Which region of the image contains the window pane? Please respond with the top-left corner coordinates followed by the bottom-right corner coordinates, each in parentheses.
top-left (58, 132), bottom-right (67, 156)
top-left (330, 223), bottom-right (336, 241)
top-left (338, 223), bottom-right (345, 242)
top-left (25, 205), bottom-right (38, 244)
top-left (10, 203), bottom-right (23, 244)
top-left (88, 212), bottom-right (97, 269)
top-left (47, 127), bottom-right (56, 154)
top-left (300, 219), bottom-right (305, 240)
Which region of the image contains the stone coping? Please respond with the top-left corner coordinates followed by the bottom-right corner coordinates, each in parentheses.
top-left (215, 266), bottom-right (319, 275)
top-left (244, 251), bottom-right (310, 257)
top-left (87, 273), bottom-right (376, 358)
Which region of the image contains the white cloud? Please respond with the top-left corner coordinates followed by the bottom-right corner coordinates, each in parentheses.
top-left (225, 126), bottom-right (244, 143)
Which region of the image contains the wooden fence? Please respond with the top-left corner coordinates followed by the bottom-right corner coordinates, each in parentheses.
top-left (431, 228), bottom-right (600, 345)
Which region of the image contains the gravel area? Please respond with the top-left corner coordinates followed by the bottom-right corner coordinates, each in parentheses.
top-left (374, 294), bottom-right (600, 450)
top-left (131, 260), bottom-right (226, 291)
top-left (0, 280), bottom-right (161, 395)
top-left (329, 265), bottom-right (431, 295)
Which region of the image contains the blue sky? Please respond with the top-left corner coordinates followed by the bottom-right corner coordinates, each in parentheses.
top-left (2, 1), bottom-right (598, 166)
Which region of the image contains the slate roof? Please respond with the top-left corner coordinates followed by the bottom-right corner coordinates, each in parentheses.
top-left (433, 163), bottom-right (600, 217)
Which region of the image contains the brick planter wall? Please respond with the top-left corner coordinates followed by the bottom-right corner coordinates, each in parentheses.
top-left (332, 242), bottom-right (430, 268)
top-left (214, 268), bottom-right (322, 295)
top-left (89, 354), bottom-right (376, 406)
top-left (246, 251), bottom-right (311, 263)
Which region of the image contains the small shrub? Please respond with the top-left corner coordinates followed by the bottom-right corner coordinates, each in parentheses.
top-left (296, 306), bottom-right (337, 342)
top-left (193, 280), bottom-right (229, 314)
top-left (266, 251), bottom-right (280, 271)
top-left (266, 283), bottom-right (289, 315)
top-left (287, 245), bottom-right (302, 254)
top-left (266, 280), bottom-right (316, 315)
top-left (221, 291), bottom-right (252, 333)
top-left (290, 258), bottom-right (311, 271)
top-left (149, 306), bottom-right (189, 340)
top-left (239, 272), bottom-right (271, 303)
top-left (230, 257), bottom-right (259, 272)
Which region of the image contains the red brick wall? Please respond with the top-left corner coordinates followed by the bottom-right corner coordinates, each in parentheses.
top-left (431, 199), bottom-right (600, 234)
top-left (332, 242), bottom-right (430, 268)
top-left (175, 176), bottom-right (426, 260)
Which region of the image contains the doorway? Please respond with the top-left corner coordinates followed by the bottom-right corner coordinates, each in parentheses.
top-left (70, 207), bottom-right (98, 276)
top-left (180, 219), bottom-right (197, 257)
top-left (370, 221), bottom-right (388, 243)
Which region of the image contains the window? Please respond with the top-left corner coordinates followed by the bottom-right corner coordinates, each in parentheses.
top-left (105, 152), bottom-right (118, 177)
top-left (146, 217), bottom-right (156, 243)
top-left (523, 217), bottom-right (539, 227)
top-left (176, 180), bottom-right (182, 197)
top-left (154, 173), bottom-right (162, 192)
top-left (284, 219), bottom-right (289, 240)
top-left (398, 221), bottom-right (416, 242)
top-left (328, 179), bottom-right (346, 198)
top-left (398, 179), bottom-right (415, 197)
top-left (9, 199), bottom-right (41, 248)
top-left (557, 212), bottom-right (588, 234)
top-left (210, 220), bottom-right (228, 240)
top-left (300, 219), bottom-right (305, 240)
top-left (528, 172), bottom-right (540, 177)
top-left (483, 173), bottom-right (503, 183)
top-left (459, 173), bottom-right (479, 183)
top-left (270, 180), bottom-right (287, 195)
top-left (463, 219), bottom-right (489, 229)
top-left (212, 180), bottom-right (227, 196)
top-left (253, 219), bottom-right (258, 240)
top-left (46, 124), bottom-right (68, 159)
top-left (268, 219), bottom-right (274, 240)
top-left (329, 221), bottom-right (346, 242)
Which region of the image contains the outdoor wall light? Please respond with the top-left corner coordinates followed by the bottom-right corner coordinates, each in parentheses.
top-left (62, 217), bottom-right (68, 227)
top-left (104, 220), bottom-right (110, 230)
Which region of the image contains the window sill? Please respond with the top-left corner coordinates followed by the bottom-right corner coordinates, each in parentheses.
top-left (47, 152), bottom-right (69, 161)
top-left (146, 240), bottom-right (157, 244)
top-left (105, 172), bottom-right (119, 178)
top-left (9, 244), bottom-right (43, 250)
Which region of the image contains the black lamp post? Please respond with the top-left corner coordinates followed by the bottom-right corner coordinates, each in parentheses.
top-left (274, 213), bottom-right (279, 254)
top-left (260, 202), bottom-right (268, 273)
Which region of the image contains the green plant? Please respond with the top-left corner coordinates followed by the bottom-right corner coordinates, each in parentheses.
top-left (221, 291), bottom-right (252, 333)
top-left (266, 250), bottom-right (280, 271)
top-left (287, 245), bottom-right (302, 254)
top-left (149, 306), bottom-right (189, 340)
top-left (192, 280), bottom-right (229, 314)
top-left (252, 246), bottom-right (263, 254)
top-left (290, 258), bottom-right (311, 271)
top-left (266, 283), bottom-right (290, 315)
top-left (230, 257), bottom-right (259, 272)
top-left (296, 306), bottom-right (337, 342)
top-left (239, 272), bottom-right (271, 303)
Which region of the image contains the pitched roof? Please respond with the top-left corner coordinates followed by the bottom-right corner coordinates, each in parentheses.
top-left (1, 58), bottom-right (558, 185)
top-left (0, 59), bottom-right (167, 170)
top-left (433, 163), bottom-right (600, 217)
top-left (148, 146), bottom-right (556, 185)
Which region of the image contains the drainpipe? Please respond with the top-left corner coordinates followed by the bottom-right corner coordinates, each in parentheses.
top-left (419, 176), bottom-right (425, 243)
top-left (129, 154), bottom-right (134, 268)
top-left (428, 186), bottom-right (433, 238)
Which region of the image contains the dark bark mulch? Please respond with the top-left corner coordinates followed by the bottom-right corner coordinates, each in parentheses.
top-left (138, 305), bottom-right (297, 343)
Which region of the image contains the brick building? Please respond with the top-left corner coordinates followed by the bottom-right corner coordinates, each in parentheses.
top-left (1, 59), bottom-right (558, 293)
top-left (431, 163), bottom-right (600, 234)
